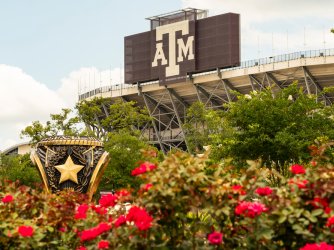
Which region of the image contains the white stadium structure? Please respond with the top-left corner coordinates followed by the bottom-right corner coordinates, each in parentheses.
top-left (4, 9), bottom-right (334, 155)
top-left (79, 48), bottom-right (334, 153)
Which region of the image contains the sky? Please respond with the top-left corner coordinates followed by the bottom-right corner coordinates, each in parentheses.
top-left (0, 0), bottom-right (334, 151)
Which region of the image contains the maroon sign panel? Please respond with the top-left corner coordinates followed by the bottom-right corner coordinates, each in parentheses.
top-left (124, 13), bottom-right (240, 85)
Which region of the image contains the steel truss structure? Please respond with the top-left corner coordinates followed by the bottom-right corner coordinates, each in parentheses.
top-left (79, 49), bottom-right (334, 153)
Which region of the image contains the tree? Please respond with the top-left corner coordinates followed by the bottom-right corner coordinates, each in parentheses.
top-left (211, 84), bottom-right (334, 169)
top-left (21, 108), bottom-right (81, 145)
top-left (101, 99), bottom-right (150, 133)
top-left (183, 102), bottom-right (209, 153)
top-left (100, 131), bottom-right (157, 191)
top-left (49, 108), bottom-right (80, 136)
top-left (20, 120), bottom-right (52, 145)
top-left (0, 154), bottom-right (41, 187)
top-left (75, 98), bottom-right (151, 139)
top-left (75, 98), bottom-right (106, 138)
top-left (183, 102), bottom-right (232, 154)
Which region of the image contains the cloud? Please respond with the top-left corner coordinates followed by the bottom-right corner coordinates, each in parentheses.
top-left (0, 65), bottom-right (123, 151)
top-left (0, 64), bottom-right (67, 150)
top-left (182, 0), bottom-right (334, 21)
top-left (182, 0), bottom-right (334, 60)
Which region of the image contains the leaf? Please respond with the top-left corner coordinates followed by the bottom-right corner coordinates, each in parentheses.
top-left (311, 209), bottom-right (323, 217)
top-left (303, 210), bottom-right (317, 223)
top-left (292, 224), bottom-right (303, 232)
top-left (221, 207), bottom-right (230, 216)
top-left (32, 208), bottom-right (37, 215)
top-left (278, 215), bottom-right (287, 224)
top-left (257, 228), bottom-right (273, 240)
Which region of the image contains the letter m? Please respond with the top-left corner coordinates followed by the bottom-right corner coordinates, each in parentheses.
top-left (177, 36), bottom-right (194, 63)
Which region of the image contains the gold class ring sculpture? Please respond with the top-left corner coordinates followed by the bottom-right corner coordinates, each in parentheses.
top-left (30, 136), bottom-right (110, 200)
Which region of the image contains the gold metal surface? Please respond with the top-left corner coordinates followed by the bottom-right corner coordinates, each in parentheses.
top-left (30, 151), bottom-right (50, 193)
top-left (37, 137), bottom-right (103, 147)
top-left (87, 152), bottom-right (110, 200)
top-left (54, 155), bottom-right (85, 184)
top-left (32, 136), bottom-right (110, 200)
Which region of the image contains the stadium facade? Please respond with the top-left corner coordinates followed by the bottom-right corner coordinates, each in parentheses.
top-left (79, 8), bottom-right (334, 153)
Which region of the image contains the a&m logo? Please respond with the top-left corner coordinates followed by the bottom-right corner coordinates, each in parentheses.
top-left (152, 20), bottom-right (194, 77)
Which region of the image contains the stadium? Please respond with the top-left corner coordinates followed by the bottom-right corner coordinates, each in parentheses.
top-left (77, 8), bottom-right (334, 154)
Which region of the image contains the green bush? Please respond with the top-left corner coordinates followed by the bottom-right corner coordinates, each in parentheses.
top-left (1, 144), bottom-right (334, 249)
top-left (0, 154), bottom-right (41, 187)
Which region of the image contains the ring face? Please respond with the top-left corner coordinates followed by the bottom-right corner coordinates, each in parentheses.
top-left (31, 136), bottom-right (110, 199)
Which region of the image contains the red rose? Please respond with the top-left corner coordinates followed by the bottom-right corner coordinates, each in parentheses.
top-left (75, 204), bottom-right (90, 220)
top-left (290, 164), bottom-right (306, 174)
top-left (310, 161), bottom-right (317, 167)
top-left (235, 201), bottom-right (268, 218)
top-left (135, 216), bottom-right (153, 231)
top-left (326, 216), bottom-right (334, 232)
top-left (114, 215), bottom-right (127, 228)
top-left (115, 189), bottom-right (131, 198)
top-left (2, 194), bottom-right (13, 203)
top-left (98, 240), bottom-right (109, 249)
top-left (131, 162), bottom-right (157, 176)
top-left (289, 179), bottom-right (309, 189)
top-left (79, 223), bottom-right (111, 241)
top-left (126, 206), bottom-right (153, 230)
top-left (77, 204), bottom-right (89, 214)
top-left (310, 197), bottom-right (329, 208)
top-left (207, 231), bottom-right (223, 245)
top-left (76, 246), bottom-right (87, 250)
top-left (99, 194), bottom-right (118, 208)
top-left (255, 187), bottom-right (273, 196)
top-left (75, 212), bottom-right (87, 220)
top-left (325, 207), bottom-right (332, 214)
top-left (96, 222), bottom-right (111, 234)
top-left (141, 183), bottom-right (153, 192)
top-left (300, 242), bottom-right (334, 250)
top-left (309, 197), bottom-right (331, 213)
top-left (18, 226), bottom-right (34, 237)
top-left (91, 205), bottom-right (108, 215)
top-left (231, 185), bottom-right (246, 195)
top-left (79, 228), bottom-right (100, 241)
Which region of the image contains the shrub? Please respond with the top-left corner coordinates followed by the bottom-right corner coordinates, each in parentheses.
top-left (0, 154), bottom-right (41, 187)
top-left (1, 144), bottom-right (334, 249)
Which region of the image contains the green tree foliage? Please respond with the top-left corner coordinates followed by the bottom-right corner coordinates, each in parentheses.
top-left (76, 98), bottom-right (151, 138)
top-left (75, 98), bottom-right (106, 138)
top-left (183, 102), bottom-right (208, 153)
top-left (76, 97), bottom-right (154, 190)
top-left (49, 108), bottom-right (80, 136)
top-left (20, 121), bottom-right (52, 145)
top-left (183, 101), bottom-right (233, 154)
top-left (101, 99), bottom-right (151, 133)
top-left (219, 84), bottom-right (334, 166)
top-left (184, 84), bottom-right (334, 171)
top-left (101, 131), bottom-right (157, 191)
top-left (21, 108), bottom-right (81, 145)
top-left (0, 154), bottom-right (41, 187)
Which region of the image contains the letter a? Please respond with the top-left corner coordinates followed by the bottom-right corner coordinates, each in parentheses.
top-left (152, 43), bottom-right (167, 67)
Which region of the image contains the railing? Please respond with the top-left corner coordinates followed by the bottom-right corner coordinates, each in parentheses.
top-left (79, 48), bottom-right (334, 101)
top-left (229, 48), bottom-right (334, 70)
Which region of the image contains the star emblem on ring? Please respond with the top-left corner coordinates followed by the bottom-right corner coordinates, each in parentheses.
top-left (54, 155), bottom-right (84, 184)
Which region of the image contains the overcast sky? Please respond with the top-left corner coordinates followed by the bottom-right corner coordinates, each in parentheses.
top-left (1, 0), bottom-right (334, 151)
